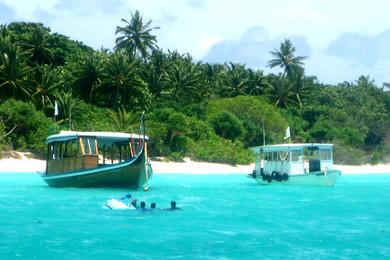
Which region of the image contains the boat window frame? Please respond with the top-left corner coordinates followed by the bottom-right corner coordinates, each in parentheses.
top-left (81, 136), bottom-right (98, 155)
top-left (291, 149), bottom-right (303, 162)
top-left (47, 138), bottom-right (80, 160)
top-left (319, 149), bottom-right (332, 161)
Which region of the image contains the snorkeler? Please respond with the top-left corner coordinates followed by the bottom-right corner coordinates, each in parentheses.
top-left (130, 198), bottom-right (138, 208)
top-left (165, 201), bottom-right (181, 211)
top-left (120, 194), bottom-right (132, 206)
top-left (138, 201), bottom-right (153, 212)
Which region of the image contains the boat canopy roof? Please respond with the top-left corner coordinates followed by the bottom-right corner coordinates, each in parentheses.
top-left (254, 143), bottom-right (333, 152)
top-left (46, 131), bottom-right (149, 144)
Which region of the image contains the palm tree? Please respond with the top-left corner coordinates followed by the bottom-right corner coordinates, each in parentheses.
top-left (72, 51), bottom-right (106, 103)
top-left (115, 10), bottom-right (160, 59)
top-left (162, 52), bottom-right (204, 103)
top-left (141, 49), bottom-right (167, 100)
top-left (98, 52), bottom-right (150, 110)
top-left (244, 69), bottom-right (270, 96)
top-left (265, 75), bottom-right (296, 108)
top-left (219, 63), bottom-right (249, 97)
top-left (356, 75), bottom-right (376, 89)
top-left (107, 106), bottom-right (138, 132)
top-left (0, 42), bottom-right (33, 101)
top-left (291, 74), bottom-right (316, 108)
top-left (32, 65), bottom-right (63, 110)
top-left (199, 63), bottom-right (225, 98)
top-left (55, 91), bottom-right (81, 130)
top-left (20, 24), bottom-right (53, 65)
top-left (267, 39), bottom-right (306, 80)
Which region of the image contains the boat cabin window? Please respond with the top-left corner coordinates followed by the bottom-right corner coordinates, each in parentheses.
top-left (264, 151), bottom-right (289, 162)
top-left (291, 150), bottom-right (303, 162)
top-left (307, 147), bottom-right (319, 160)
top-left (65, 139), bottom-right (79, 158)
top-left (319, 149), bottom-right (332, 161)
top-left (103, 141), bottom-right (133, 165)
top-left (264, 152), bottom-right (271, 162)
top-left (82, 137), bottom-right (97, 155)
top-left (279, 151), bottom-right (289, 161)
top-left (273, 152), bottom-right (278, 161)
top-left (48, 139), bottom-right (79, 160)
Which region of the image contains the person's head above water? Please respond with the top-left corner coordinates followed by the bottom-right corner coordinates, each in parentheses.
top-left (151, 202), bottom-right (156, 209)
top-left (140, 201), bottom-right (146, 209)
top-left (170, 201), bottom-right (176, 209)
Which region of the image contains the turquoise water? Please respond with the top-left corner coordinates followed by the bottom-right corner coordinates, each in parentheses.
top-left (1, 173), bottom-right (390, 259)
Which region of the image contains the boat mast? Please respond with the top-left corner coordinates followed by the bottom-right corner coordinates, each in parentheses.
top-left (262, 118), bottom-right (265, 147)
top-left (141, 112), bottom-right (149, 191)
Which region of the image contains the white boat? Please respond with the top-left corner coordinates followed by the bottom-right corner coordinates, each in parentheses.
top-left (251, 143), bottom-right (341, 186)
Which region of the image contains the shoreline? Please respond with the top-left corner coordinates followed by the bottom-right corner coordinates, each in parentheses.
top-left (0, 154), bottom-right (390, 175)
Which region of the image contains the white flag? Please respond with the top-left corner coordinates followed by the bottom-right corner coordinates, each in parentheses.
top-left (54, 101), bottom-right (59, 116)
top-left (284, 126), bottom-right (290, 140)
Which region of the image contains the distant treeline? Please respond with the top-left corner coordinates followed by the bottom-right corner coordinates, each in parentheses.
top-left (0, 12), bottom-right (389, 164)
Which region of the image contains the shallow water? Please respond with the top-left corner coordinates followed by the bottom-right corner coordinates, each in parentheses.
top-left (1, 173), bottom-right (389, 259)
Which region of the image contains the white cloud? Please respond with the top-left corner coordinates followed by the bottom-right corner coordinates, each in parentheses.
top-left (203, 26), bottom-right (311, 70)
top-left (0, 2), bottom-right (15, 23)
top-left (326, 30), bottom-right (390, 66)
top-left (1, 0), bottom-right (57, 19)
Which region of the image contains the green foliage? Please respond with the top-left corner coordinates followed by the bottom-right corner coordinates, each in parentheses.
top-left (303, 84), bottom-right (388, 148)
top-left (69, 102), bottom-right (114, 131)
top-left (370, 150), bottom-right (383, 165)
top-left (206, 96), bottom-right (287, 146)
top-left (7, 22), bottom-right (93, 67)
top-left (267, 38), bottom-right (306, 80)
top-left (162, 53), bottom-right (205, 103)
top-left (70, 51), bottom-right (106, 103)
top-left (186, 117), bottom-right (213, 141)
top-left (0, 40), bottom-right (33, 101)
top-left (0, 120), bottom-right (8, 151)
top-left (145, 120), bottom-right (169, 156)
top-left (99, 53), bottom-right (151, 110)
top-left (31, 65), bottom-right (63, 111)
top-left (265, 75), bottom-right (296, 108)
top-left (191, 134), bottom-right (253, 164)
top-left (282, 108), bottom-right (310, 142)
top-left (115, 10), bottom-right (159, 59)
top-left (55, 92), bottom-right (81, 130)
top-left (147, 108), bottom-right (190, 158)
top-left (107, 107), bottom-right (139, 132)
top-left (210, 111), bottom-right (243, 141)
top-left (0, 20), bottom-right (389, 165)
top-left (0, 99), bottom-right (51, 154)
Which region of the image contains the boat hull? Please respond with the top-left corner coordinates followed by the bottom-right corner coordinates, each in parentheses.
top-left (41, 149), bottom-right (150, 188)
top-left (255, 170), bottom-right (341, 187)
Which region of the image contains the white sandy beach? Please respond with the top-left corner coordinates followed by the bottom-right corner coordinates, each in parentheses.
top-left (0, 153), bottom-right (390, 175)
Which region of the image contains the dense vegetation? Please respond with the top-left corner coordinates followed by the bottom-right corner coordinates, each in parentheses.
top-left (1, 12), bottom-right (389, 164)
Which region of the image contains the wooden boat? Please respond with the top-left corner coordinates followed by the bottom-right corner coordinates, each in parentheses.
top-left (41, 130), bottom-right (152, 188)
top-left (250, 143), bottom-right (341, 186)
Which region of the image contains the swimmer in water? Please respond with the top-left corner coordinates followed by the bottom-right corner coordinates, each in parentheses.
top-left (130, 198), bottom-right (138, 208)
top-left (138, 201), bottom-right (152, 211)
top-left (166, 201), bottom-right (181, 211)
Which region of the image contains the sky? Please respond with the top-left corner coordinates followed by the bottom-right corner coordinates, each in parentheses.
top-left (1, 0), bottom-right (390, 86)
